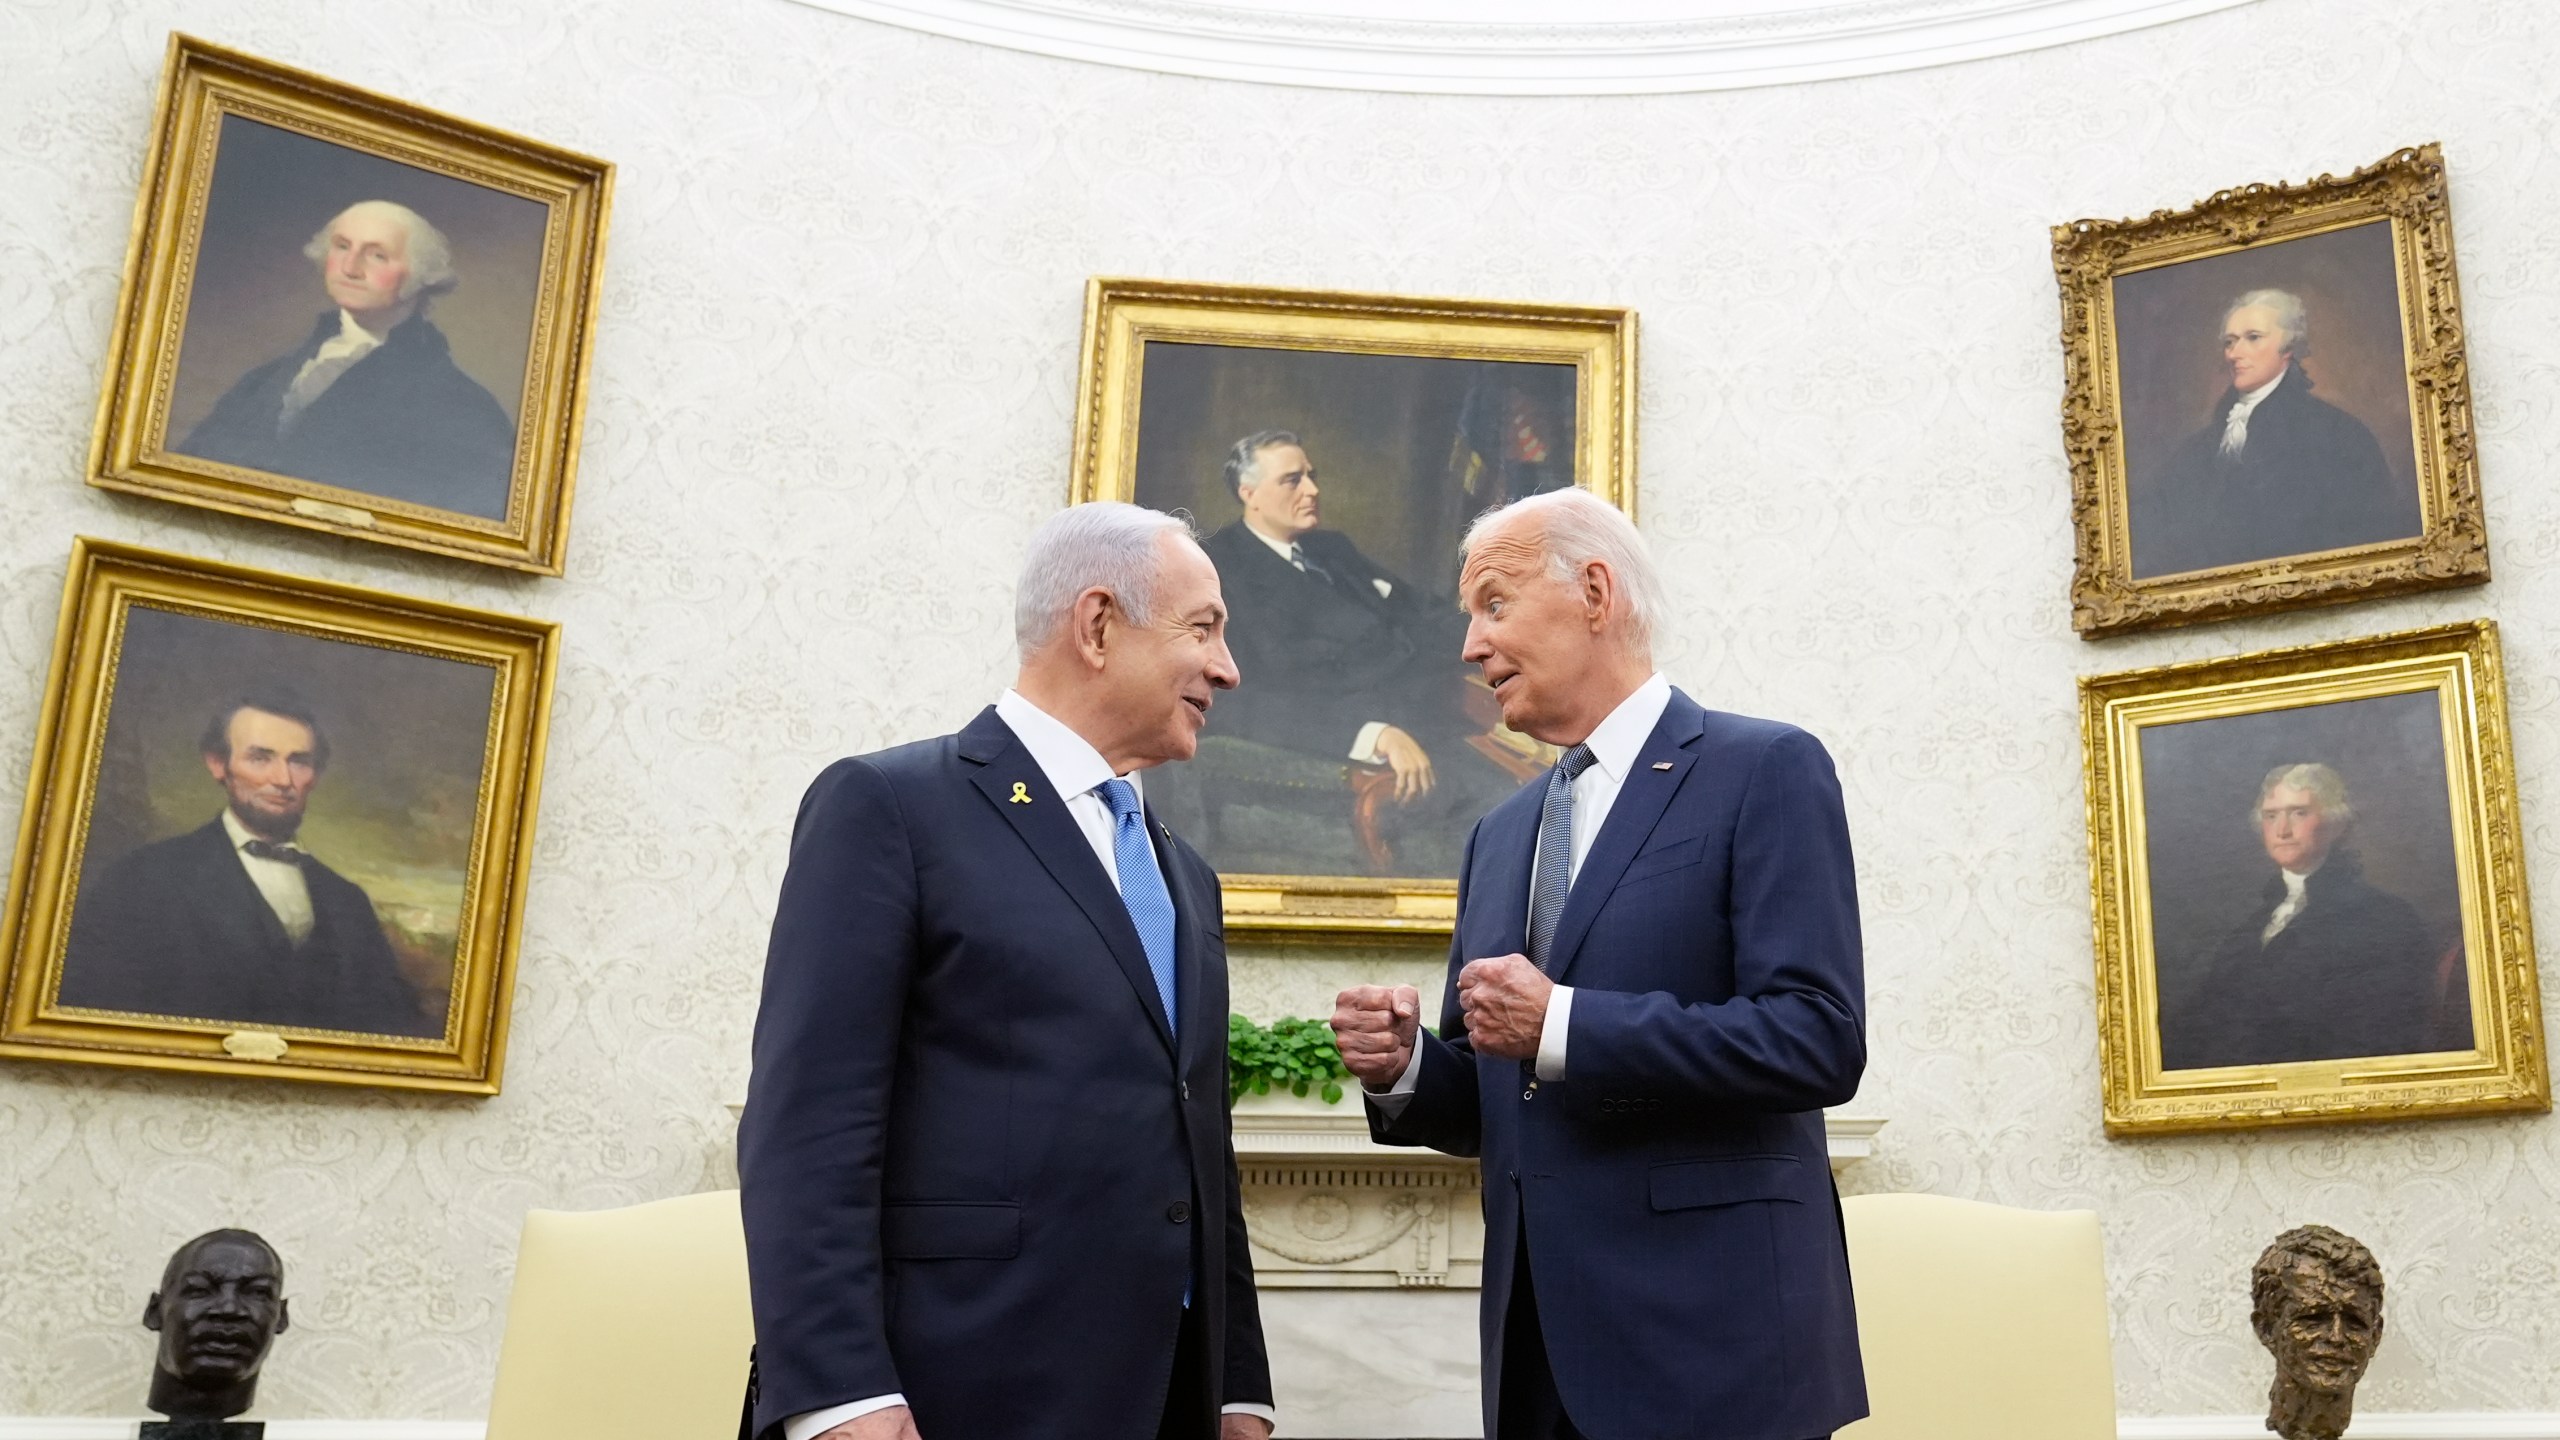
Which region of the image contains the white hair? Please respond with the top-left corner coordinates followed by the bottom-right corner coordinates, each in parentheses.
top-left (2226, 288), bottom-right (2309, 357)
top-left (2256, 763), bottom-right (2355, 830)
top-left (1462, 487), bottom-right (1665, 654)
top-left (1013, 502), bottom-right (1196, 661)
top-left (304, 200), bottom-right (459, 301)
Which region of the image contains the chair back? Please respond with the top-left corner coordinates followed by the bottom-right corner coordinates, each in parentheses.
top-left (484, 1189), bottom-right (754, 1440)
top-left (1836, 1192), bottom-right (2117, 1440)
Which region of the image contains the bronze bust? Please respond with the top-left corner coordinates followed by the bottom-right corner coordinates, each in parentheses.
top-left (141, 1230), bottom-right (289, 1438)
top-left (2250, 1225), bottom-right (2385, 1440)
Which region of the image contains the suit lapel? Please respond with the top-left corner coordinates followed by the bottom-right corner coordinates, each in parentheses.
top-left (1473, 789), bottom-right (1541, 958)
top-left (190, 820), bottom-right (296, 960)
top-left (1153, 813), bottom-right (1213, 1078)
top-left (960, 709), bottom-right (1176, 1060)
top-left (1546, 692), bottom-right (1707, 985)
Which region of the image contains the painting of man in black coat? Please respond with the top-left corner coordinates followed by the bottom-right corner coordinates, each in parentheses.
top-left (1190, 431), bottom-right (1531, 876)
top-left (173, 198), bottom-right (516, 520)
top-left (2159, 762), bottom-right (2470, 1071)
top-left (2127, 286), bottom-right (2421, 579)
top-left (57, 693), bottom-right (439, 1038)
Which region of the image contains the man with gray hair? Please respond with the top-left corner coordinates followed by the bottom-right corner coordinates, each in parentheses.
top-left (180, 199), bottom-right (516, 519)
top-left (2160, 762), bottom-right (2462, 1070)
top-left (739, 502), bottom-right (1273, 1440)
top-left (1332, 487), bottom-right (1869, 1439)
top-left (2133, 286), bottom-right (2415, 578)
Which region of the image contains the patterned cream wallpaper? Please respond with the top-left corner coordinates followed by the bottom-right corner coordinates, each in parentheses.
top-left (3, 0), bottom-right (2559, 1420)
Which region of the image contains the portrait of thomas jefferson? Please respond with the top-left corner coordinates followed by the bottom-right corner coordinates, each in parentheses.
top-left (175, 198), bottom-right (517, 520)
top-left (2158, 762), bottom-right (2469, 1071)
top-left (59, 691), bottom-right (440, 1038)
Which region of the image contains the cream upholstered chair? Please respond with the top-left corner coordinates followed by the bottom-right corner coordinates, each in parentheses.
top-left (483, 1189), bottom-right (755, 1440)
top-left (1836, 1193), bottom-right (2117, 1440)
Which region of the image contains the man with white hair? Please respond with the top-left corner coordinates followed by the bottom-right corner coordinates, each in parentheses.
top-left (1332, 488), bottom-right (1868, 1440)
top-left (2133, 287), bottom-right (2416, 578)
top-left (180, 199), bottom-right (516, 519)
top-left (2160, 762), bottom-right (2462, 1071)
top-left (738, 502), bottom-right (1274, 1440)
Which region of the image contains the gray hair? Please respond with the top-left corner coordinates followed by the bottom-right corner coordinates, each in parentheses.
top-left (2256, 763), bottom-right (2354, 830)
top-left (1461, 487), bottom-right (1665, 655)
top-left (304, 200), bottom-right (459, 301)
top-left (1221, 429), bottom-right (1302, 501)
top-left (2225, 288), bottom-right (2309, 358)
top-left (1013, 502), bottom-right (1197, 661)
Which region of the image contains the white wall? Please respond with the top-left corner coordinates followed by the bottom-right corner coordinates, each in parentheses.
top-left (3, 0), bottom-right (2559, 1423)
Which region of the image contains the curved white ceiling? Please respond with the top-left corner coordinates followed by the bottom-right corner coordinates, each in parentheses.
top-left (784, 0), bottom-right (2261, 95)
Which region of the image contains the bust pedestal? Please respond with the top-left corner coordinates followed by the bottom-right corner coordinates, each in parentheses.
top-left (140, 1423), bottom-right (264, 1440)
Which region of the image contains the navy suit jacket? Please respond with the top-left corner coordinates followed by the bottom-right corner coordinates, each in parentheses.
top-left (737, 708), bottom-right (1272, 1440)
top-left (1373, 691), bottom-right (1869, 1440)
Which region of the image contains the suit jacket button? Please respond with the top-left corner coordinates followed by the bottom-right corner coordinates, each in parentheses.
top-left (1167, 1201), bottom-right (1192, 1223)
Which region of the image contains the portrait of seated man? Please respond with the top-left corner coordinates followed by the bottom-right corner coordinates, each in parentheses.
top-left (2159, 762), bottom-right (2469, 1071)
top-left (175, 199), bottom-right (518, 520)
top-left (58, 692), bottom-right (441, 1038)
top-left (2130, 287), bottom-right (2420, 579)
top-left (1190, 429), bottom-right (1530, 876)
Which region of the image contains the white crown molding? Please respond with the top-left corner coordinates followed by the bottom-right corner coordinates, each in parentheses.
top-left (2, 1415), bottom-right (2552, 1438)
top-left (781, 0), bottom-right (2264, 94)
top-left (0, 1425), bottom-right (485, 1439)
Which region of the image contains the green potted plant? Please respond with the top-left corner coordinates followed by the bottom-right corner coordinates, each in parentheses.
top-left (1226, 1013), bottom-right (1354, 1110)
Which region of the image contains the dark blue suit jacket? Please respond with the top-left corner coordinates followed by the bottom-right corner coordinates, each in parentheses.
top-left (737, 707), bottom-right (1271, 1440)
top-left (1373, 691), bottom-right (1868, 1440)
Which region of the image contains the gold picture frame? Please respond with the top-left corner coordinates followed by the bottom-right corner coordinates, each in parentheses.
top-left (91, 34), bottom-right (613, 575)
top-left (2080, 621), bottom-right (2544, 1134)
top-left (2054, 144), bottom-right (2486, 637)
top-left (1071, 277), bottom-right (1635, 938)
top-left (0, 539), bottom-right (558, 1093)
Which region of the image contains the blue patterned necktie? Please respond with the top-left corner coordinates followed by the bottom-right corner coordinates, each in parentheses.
top-left (1097, 778), bottom-right (1179, 1034)
top-left (1527, 744), bottom-right (1599, 973)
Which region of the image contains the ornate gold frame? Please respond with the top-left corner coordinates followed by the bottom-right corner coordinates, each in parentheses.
top-left (2054, 145), bottom-right (2486, 637)
top-left (1070, 277), bottom-right (1635, 938)
top-left (0, 539), bottom-right (559, 1093)
top-left (2080, 621), bottom-right (2545, 1134)
top-left (90, 34), bottom-right (613, 575)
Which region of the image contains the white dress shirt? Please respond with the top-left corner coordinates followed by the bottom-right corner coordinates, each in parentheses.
top-left (280, 309), bottom-right (387, 425)
top-left (1371, 673), bottom-right (1674, 1112)
top-left (1238, 524), bottom-right (1399, 763)
top-left (2261, 867), bottom-right (2315, 944)
top-left (2218, 364), bottom-right (2288, 457)
top-left (786, 691), bottom-right (1275, 1440)
top-left (222, 808), bottom-right (315, 944)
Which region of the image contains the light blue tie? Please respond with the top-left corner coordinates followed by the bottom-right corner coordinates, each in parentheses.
top-left (1528, 744), bottom-right (1599, 973)
top-left (1097, 778), bottom-right (1178, 1034)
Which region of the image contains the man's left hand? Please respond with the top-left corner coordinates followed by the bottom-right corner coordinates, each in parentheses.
top-left (1457, 954), bottom-right (1552, 1061)
top-left (1221, 1414), bottom-right (1275, 1440)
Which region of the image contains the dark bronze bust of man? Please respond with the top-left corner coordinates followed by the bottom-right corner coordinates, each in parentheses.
top-left (2251, 1225), bottom-right (2385, 1440)
top-left (141, 1230), bottom-right (290, 1438)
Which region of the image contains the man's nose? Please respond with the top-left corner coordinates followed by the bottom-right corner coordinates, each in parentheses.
top-left (1461, 621), bottom-right (1491, 663)
top-left (1206, 636), bottom-right (1239, 689)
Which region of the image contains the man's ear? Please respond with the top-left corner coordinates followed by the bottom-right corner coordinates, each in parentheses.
top-left (1070, 587), bottom-right (1116, 670)
top-left (202, 752), bottom-right (227, 783)
top-left (143, 1291), bottom-right (164, 1331)
top-left (274, 1298), bottom-right (290, 1334)
top-left (1581, 560), bottom-right (1616, 630)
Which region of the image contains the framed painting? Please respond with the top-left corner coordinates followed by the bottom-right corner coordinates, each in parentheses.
top-left (1071, 277), bottom-right (1635, 938)
top-left (2054, 144), bottom-right (2486, 637)
top-left (2080, 621), bottom-right (2545, 1134)
top-left (91, 34), bottom-right (612, 575)
top-left (0, 539), bottom-right (558, 1093)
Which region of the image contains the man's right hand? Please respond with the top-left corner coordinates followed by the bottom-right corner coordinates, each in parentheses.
top-left (1373, 725), bottom-right (1437, 802)
top-left (1332, 984), bottom-right (1422, 1089)
top-left (819, 1407), bottom-right (921, 1440)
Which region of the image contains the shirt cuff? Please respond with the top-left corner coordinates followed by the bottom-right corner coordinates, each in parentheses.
top-left (1364, 1033), bottom-right (1426, 1118)
top-left (1222, 1402), bottom-right (1279, 1426)
top-left (787, 1395), bottom-right (907, 1440)
top-left (1350, 720), bottom-right (1390, 764)
top-left (1534, 985), bottom-right (1574, 1082)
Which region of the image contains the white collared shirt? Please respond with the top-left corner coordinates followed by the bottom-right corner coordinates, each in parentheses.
top-left (281, 309), bottom-right (387, 422)
top-left (1371, 673), bottom-right (1674, 1111)
top-left (2219, 364), bottom-right (2289, 457)
top-left (223, 808), bottom-right (315, 944)
top-left (785, 691), bottom-right (1276, 1440)
top-left (2262, 867), bottom-right (2314, 944)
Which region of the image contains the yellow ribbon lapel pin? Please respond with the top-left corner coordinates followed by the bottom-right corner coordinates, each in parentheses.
top-left (1008, 781), bottom-right (1034, 804)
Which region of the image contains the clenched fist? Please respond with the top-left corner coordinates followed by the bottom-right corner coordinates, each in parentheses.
top-left (1331, 984), bottom-right (1422, 1089)
top-left (1457, 954), bottom-right (1552, 1060)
